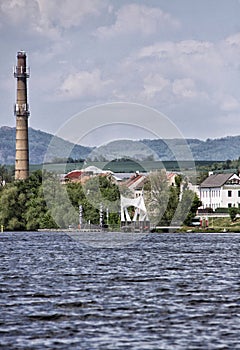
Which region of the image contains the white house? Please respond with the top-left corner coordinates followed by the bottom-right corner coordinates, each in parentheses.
top-left (123, 172), bottom-right (147, 198)
top-left (198, 173), bottom-right (240, 210)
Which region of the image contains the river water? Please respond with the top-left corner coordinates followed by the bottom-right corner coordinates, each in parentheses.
top-left (0, 231), bottom-right (240, 349)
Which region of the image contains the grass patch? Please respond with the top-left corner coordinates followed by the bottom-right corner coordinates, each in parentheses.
top-left (181, 216), bottom-right (240, 233)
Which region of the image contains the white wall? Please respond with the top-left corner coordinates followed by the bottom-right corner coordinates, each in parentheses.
top-left (221, 186), bottom-right (240, 208)
top-left (199, 187), bottom-right (221, 210)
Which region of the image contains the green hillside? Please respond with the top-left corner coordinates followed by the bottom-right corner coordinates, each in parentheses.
top-left (0, 126), bottom-right (92, 164)
top-left (142, 137), bottom-right (240, 161)
top-left (1, 126), bottom-right (240, 165)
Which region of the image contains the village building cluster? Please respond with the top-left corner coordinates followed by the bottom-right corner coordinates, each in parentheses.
top-left (63, 166), bottom-right (179, 197)
top-left (63, 167), bottom-right (240, 213)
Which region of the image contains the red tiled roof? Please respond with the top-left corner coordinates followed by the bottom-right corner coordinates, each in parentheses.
top-left (125, 174), bottom-right (146, 189)
top-left (64, 170), bottom-right (83, 179)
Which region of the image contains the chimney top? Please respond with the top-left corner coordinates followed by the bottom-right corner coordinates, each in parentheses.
top-left (17, 51), bottom-right (26, 57)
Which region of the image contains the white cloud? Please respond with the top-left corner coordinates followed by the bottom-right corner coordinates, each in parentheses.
top-left (117, 31), bottom-right (240, 115)
top-left (117, 39), bottom-right (218, 105)
top-left (96, 3), bottom-right (179, 38)
top-left (172, 79), bottom-right (197, 99)
top-left (225, 32), bottom-right (240, 47)
top-left (138, 40), bottom-right (213, 59)
top-left (142, 73), bottom-right (170, 99)
top-left (217, 112), bottom-right (240, 137)
top-left (36, 0), bottom-right (103, 29)
top-left (220, 95), bottom-right (240, 112)
top-left (0, 0), bottom-right (104, 39)
top-left (0, 0), bottom-right (39, 25)
top-left (221, 32), bottom-right (240, 71)
top-left (58, 69), bottom-right (112, 100)
top-left (1, 1), bottom-right (239, 140)
top-left (137, 40), bottom-right (221, 81)
top-left (122, 37), bottom-right (235, 104)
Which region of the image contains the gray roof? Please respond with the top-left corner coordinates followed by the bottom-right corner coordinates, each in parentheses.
top-left (200, 173), bottom-right (234, 188)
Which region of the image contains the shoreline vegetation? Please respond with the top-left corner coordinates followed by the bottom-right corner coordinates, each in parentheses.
top-left (1, 157), bottom-right (240, 233)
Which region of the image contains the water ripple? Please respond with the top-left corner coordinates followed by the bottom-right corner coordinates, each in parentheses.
top-left (0, 232), bottom-right (240, 349)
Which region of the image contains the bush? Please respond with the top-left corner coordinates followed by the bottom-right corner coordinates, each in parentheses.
top-left (228, 207), bottom-right (238, 222)
top-left (215, 207), bottom-right (230, 213)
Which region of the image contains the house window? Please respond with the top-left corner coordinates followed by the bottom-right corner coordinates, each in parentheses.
top-left (238, 191), bottom-right (240, 197)
top-left (228, 203), bottom-right (232, 208)
top-left (228, 190), bottom-right (232, 197)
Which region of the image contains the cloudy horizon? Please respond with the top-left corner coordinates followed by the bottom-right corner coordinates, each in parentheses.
top-left (1, 0), bottom-right (240, 146)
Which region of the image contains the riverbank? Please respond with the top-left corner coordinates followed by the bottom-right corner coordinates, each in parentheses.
top-left (179, 216), bottom-right (240, 233)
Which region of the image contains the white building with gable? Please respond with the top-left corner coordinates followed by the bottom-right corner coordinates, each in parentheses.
top-left (198, 173), bottom-right (240, 210)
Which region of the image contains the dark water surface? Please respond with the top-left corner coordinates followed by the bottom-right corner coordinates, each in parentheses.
top-left (0, 232), bottom-right (240, 349)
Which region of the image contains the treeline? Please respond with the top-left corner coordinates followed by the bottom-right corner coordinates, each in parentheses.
top-left (195, 158), bottom-right (240, 185)
top-left (0, 171), bottom-right (56, 230)
top-left (197, 158), bottom-right (240, 173)
top-left (51, 157), bottom-right (85, 164)
top-left (0, 170), bottom-right (201, 231)
top-left (143, 172), bottom-right (201, 227)
top-left (0, 171), bottom-right (120, 231)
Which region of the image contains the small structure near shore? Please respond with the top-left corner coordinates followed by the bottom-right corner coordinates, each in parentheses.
top-left (120, 195), bottom-right (150, 232)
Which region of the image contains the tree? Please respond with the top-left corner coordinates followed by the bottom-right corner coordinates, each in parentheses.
top-left (225, 159), bottom-right (232, 169)
top-left (81, 175), bottom-right (120, 225)
top-left (24, 187), bottom-right (58, 230)
top-left (42, 172), bottom-right (78, 228)
top-left (160, 185), bottom-right (179, 225)
top-left (229, 207), bottom-right (238, 222)
top-left (0, 170), bottom-right (59, 230)
top-left (144, 170), bottom-right (171, 225)
top-left (176, 190), bottom-right (202, 226)
top-left (62, 175), bottom-right (121, 227)
top-left (0, 185), bottom-right (26, 230)
top-left (0, 165), bottom-right (13, 184)
top-left (143, 171), bottom-right (202, 227)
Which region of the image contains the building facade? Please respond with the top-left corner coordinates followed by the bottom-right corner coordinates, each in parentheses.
top-left (198, 173), bottom-right (240, 210)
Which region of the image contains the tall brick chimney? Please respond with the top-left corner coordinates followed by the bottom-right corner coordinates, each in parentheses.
top-left (14, 51), bottom-right (30, 180)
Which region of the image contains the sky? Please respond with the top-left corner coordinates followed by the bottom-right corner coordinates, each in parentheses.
top-left (1, 0), bottom-right (240, 146)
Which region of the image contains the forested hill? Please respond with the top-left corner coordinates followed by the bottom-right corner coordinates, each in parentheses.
top-left (0, 126), bottom-right (240, 164)
top-left (0, 126), bottom-right (92, 164)
top-left (82, 137), bottom-right (240, 162)
top-left (142, 137), bottom-right (240, 161)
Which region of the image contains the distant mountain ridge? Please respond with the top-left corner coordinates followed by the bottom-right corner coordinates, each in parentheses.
top-left (0, 126), bottom-right (240, 164)
top-left (87, 137), bottom-right (240, 162)
top-left (142, 137), bottom-right (240, 161)
top-left (0, 126), bottom-right (92, 164)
